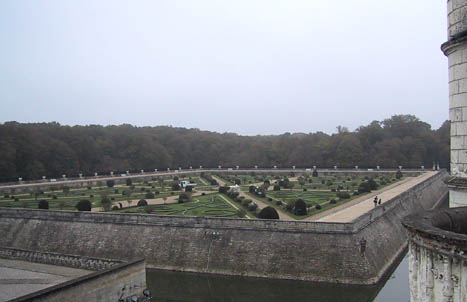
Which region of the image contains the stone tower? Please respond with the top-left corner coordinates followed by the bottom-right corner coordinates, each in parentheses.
top-left (442, 0), bottom-right (467, 207)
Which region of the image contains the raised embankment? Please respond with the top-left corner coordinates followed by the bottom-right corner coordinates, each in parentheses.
top-left (0, 171), bottom-right (447, 284)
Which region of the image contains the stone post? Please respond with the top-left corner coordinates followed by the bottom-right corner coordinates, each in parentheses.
top-left (442, 0), bottom-right (467, 207)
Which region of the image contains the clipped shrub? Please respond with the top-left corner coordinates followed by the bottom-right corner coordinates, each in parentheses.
top-left (285, 200), bottom-right (296, 211)
top-left (273, 185), bottom-right (281, 191)
top-left (236, 208), bottom-right (247, 218)
top-left (248, 203), bottom-right (258, 212)
top-left (185, 185), bottom-right (193, 192)
top-left (303, 188), bottom-right (307, 192)
top-left (358, 182), bottom-right (371, 193)
top-left (219, 186), bottom-right (229, 194)
top-left (178, 192), bottom-right (192, 203)
top-left (258, 206), bottom-right (279, 219)
top-left (126, 178), bottom-right (132, 186)
top-left (249, 186), bottom-right (256, 193)
top-left (100, 196), bottom-right (111, 211)
top-left (144, 206), bottom-right (153, 214)
top-left (138, 199), bottom-right (148, 207)
top-left (171, 183), bottom-right (181, 191)
top-left (330, 199), bottom-right (337, 204)
top-left (242, 199), bottom-right (252, 207)
top-left (368, 179), bottom-right (378, 190)
top-left (337, 192), bottom-right (351, 199)
top-left (315, 204), bottom-right (322, 210)
top-left (106, 180), bottom-right (115, 188)
top-left (396, 170), bottom-right (403, 179)
top-left (38, 200), bottom-right (49, 209)
top-left (145, 192), bottom-right (155, 199)
top-left (76, 200), bottom-right (92, 211)
top-left (294, 199), bottom-right (307, 216)
top-left (275, 200), bottom-right (283, 206)
top-left (52, 194), bottom-right (57, 200)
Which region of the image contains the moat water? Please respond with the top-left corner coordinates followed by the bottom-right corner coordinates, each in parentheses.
top-left (146, 254), bottom-right (409, 302)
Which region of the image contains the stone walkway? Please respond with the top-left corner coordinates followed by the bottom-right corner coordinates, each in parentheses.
top-left (314, 171), bottom-right (437, 223)
top-left (0, 259), bottom-right (90, 302)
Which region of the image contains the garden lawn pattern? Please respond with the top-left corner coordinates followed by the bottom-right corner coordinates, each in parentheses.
top-left (145, 194), bottom-right (238, 217)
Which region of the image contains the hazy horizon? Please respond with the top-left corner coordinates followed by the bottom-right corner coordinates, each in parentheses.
top-left (0, 1), bottom-right (448, 135)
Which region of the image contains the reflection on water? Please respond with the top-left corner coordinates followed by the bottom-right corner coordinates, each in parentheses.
top-left (147, 254), bottom-right (408, 302)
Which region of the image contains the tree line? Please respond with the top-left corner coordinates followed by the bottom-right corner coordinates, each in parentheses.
top-left (0, 114), bottom-right (449, 182)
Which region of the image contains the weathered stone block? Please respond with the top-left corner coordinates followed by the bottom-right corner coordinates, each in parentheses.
top-left (451, 93), bottom-right (467, 108)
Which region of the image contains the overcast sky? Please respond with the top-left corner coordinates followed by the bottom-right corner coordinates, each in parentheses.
top-left (0, 1), bottom-right (448, 135)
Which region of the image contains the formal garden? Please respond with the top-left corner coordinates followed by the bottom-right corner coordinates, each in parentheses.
top-left (217, 170), bottom-right (407, 219)
top-left (0, 170), bottom-right (409, 220)
top-left (0, 175), bottom-right (219, 211)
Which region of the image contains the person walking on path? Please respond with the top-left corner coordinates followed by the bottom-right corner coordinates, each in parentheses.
top-left (373, 196), bottom-right (378, 207)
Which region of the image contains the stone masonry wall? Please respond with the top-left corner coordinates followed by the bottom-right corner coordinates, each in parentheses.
top-left (0, 171), bottom-right (447, 284)
top-left (0, 247), bottom-right (122, 271)
top-left (11, 260), bottom-right (146, 302)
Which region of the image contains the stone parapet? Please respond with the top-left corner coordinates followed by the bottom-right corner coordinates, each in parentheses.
top-left (0, 247), bottom-right (122, 271)
top-left (402, 208), bottom-right (467, 302)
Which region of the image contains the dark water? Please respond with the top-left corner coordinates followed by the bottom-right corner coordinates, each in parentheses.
top-left (146, 255), bottom-right (409, 302)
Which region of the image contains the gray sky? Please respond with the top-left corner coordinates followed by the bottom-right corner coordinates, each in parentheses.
top-left (0, 0), bottom-right (448, 135)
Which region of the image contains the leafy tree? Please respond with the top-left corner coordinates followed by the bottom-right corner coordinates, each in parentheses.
top-left (258, 206), bottom-right (279, 219)
top-left (76, 200), bottom-right (92, 211)
top-left (38, 200), bottom-right (49, 209)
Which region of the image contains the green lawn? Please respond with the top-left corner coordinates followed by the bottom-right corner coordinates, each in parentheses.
top-left (118, 193), bottom-right (243, 218)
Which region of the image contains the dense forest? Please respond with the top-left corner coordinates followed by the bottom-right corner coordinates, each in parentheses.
top-left (0, 115), bottom-right (449, 182)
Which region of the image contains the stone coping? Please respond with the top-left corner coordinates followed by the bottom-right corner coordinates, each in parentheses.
top-left (0, 247), bottom-right (123, 271)
top-left (8, 258), bottom-right (145, 302)
top-left (441, 35), bottom-right (467, 55)
top-left (402, 207), bottom-right (467, 249)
